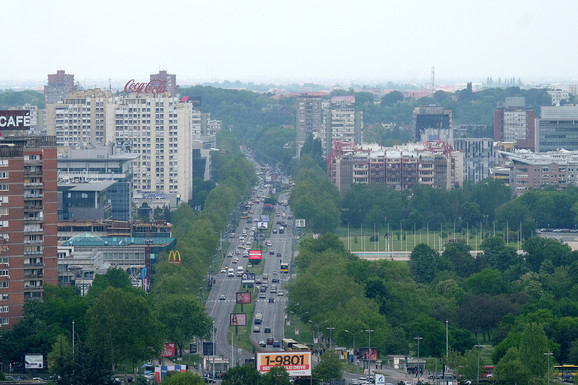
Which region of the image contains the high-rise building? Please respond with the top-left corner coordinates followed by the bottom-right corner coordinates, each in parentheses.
top-left (296, 93), bottom-right (325, 157)
top-left (453, 138), bottom-right (494, 183)
top-left (150, 70), bottom-right (180, 97)
top-left (494, 97), bottom-right (535, 150)
top-left (44, 70), bottom-right (79, 106)
top-left (0, 110), bottom-right (58, 327)
top-left (323, 96), bottom-right (363, 156)
top-left (413, 105), bottom-right (452, 140)
top-left (46, 90), bottom-right (195, 202)
top-left (535, 106), bottom-right (578, 152)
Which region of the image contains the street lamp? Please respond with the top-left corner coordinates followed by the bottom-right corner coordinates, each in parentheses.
top-left (475, 345), bottom-right (483, 385)
top-left (544, 352), bottom-right (553, 385)
top-left (365, 329), bottom-right (374, 372)
top-left (345, 330), bottom-right (361, 376)
top-left (326, 327), bottom-right (335, 349)
top-left (415, 337), bottom-right (423, 383)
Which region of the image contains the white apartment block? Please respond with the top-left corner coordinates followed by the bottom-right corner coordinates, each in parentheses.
top-left (46, 90), bottom-right (194, 202)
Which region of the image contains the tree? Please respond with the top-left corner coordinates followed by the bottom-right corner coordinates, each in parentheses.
top-left (518, 323), bottom-right (550, 380)
top-left (154, 294), bottom-right (211, 356)
top-left (313, 350), bottom-right (343, 382)
top-left (494, 347), bottom-right (531, 385)
top-left (261, 366), bottom-right (292, 385)
top-left (409, 243), bottom-right (438, 283)
top-left (161, 371), bottom-right (205, 385)
top-left (221, 363), bottom-right (261, 385)
top-left (86, 287), bottom-right (164, 381)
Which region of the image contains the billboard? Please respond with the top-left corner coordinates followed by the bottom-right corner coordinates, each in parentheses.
top-left (25, 354), bottom-right (43, 369)
top-left (241, 272), bottom-right (255, 284)
top-left (295, 219), bottom-right (306, 228)
top-left (0, 110), bottom-right (31, 130)
top-left (236, 291), bottom-right (251, 304)
top-left (260, 215), bottom-right (270, 222)
top-left (359, 347), bottom-right (378, 361)
top-left (230, 313), bottom-right (247, 326)
top-left (249, 250), bottom-right (262, 261)
top-left (162, 343), bottom-right (176, 357)
top-left (256, 351), bottom-right (312, 377)
top-left (257, 221), bottom-right (268, 230)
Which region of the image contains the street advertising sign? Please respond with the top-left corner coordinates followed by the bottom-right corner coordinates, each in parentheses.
top-left (249, 249), bottom-right (262, 261)
top-left (257, 221), bottom-right (268, 230)
top-left (236, 291), bottom-right (251, 304)
top-left (162, 343), bottom-right (176, 357)
top-left (230, 313), bottom-right (247, 326)
top-left (295, 219), bottom-right (306, 228)
top-left (0, 110), bottom-right (31, 130)
top-left (256, 351), bottom-right (312, 377)
top-left (241, 272), bottom-right (255, 284)
top-left (375, 373), bottom-right (386, 385)
top-left (25, 354), bottom-right (43, 369)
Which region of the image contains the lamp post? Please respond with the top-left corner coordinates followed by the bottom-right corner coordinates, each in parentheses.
top-left (544, 352), bottom-right (553, 385)
top-left (72, 321), bottom-right (75, 356)
top-left (415, 337), bottom-right (423, 383)
top-left (446, 320), bottom-right (449, 358)
top-left (365, 329), bottom-right (374, 372)
top-left (475, 345), bottom-right (483, 385)
top-left (345, 330), bottom-right (361, 376)
top-left (326, 327), bottom-right (335, 349)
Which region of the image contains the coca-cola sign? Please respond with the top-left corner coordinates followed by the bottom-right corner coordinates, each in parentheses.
top-left (124, 79), bottom-right (168, 94)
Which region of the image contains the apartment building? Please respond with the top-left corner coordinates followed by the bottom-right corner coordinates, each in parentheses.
top-left (46, 90), bottom-right (195, 202)
top-left (0, 110), bottom-right (58, 327)
top-left (493, 97), bottom-right (535, 150)
top-left (328, 141), bottom-right (463, 194)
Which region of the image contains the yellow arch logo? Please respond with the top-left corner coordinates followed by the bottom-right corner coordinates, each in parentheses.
top-left (168, 250), bottom-right (181, 264)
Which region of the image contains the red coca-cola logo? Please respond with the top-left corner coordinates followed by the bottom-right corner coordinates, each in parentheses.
top-left (124, 79), bottom-right (168, 94)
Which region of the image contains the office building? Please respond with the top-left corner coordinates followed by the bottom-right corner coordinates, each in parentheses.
top-left (535, 106), bottom-right (578, 152)
top-left (413, 105), bottom-right (452, 141)
top-left (0, 110), bottom-right (58, 327)
top-left (493, 97), bottom-right (535, 150)
top-left (453, 138), bottom-right (494, 183)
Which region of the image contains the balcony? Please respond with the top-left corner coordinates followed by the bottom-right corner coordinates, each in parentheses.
top-left (24, 262), bottom-right (44, 267)
top-left (24, 193), bottom-right (44, 199)
top-left (24, 216), bottom-right (44, 222)
top-left (24, 182), bottom-right (43, 187)
top-left (24, 284), bottom-right (43, 291)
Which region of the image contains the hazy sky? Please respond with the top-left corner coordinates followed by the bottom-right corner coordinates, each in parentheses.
top-left (1, 0), bottom-right (577, 88)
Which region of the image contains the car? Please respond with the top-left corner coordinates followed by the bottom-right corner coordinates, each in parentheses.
top-left (219, 294), bottom-right (226, 300)
top-left (277, 291), bottom-right (284, 296)
top-left (259, 292), bottom-right (267, 299)
top-left (232, 258), bottom-right (238, 264)
top-left (259, 340), bottom-right (266, 347)
top-left (253, 326), bottom-right (260, 333)
top-left (272, 277), bottom-right (279, 283)
top-left (220, 268), bottom-right (226, 273)
top-left (266, 337), bottom-right (274, 344)
top-left (276, 252), bottom-right (282, 257)
top-left (227, 253), bottom-right (233, 258)
top-left (268, 297), bottom-right (275, 303)
top-left (273, 340), bottom-right (280, 348)
top-left (272, 229), bottom-right (277, 234)
top-left (264, 327), bottom-right (271, 333)
top-left (269, 250), bottom-right (275, 255)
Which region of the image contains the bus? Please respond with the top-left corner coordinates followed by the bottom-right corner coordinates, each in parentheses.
top-left (280, 262), bottom-right (289, 274)
top-left (282, 338), bottom-right (297, 350)
top-left (292, 344), bottom-right (311, 351)
top-left (554, 365), bottom-right (578, 382)
top-left (482, 366), bottom-right (494, 378)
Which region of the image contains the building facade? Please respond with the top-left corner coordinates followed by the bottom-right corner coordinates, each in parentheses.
top-left (296, 93), bottom-right (325, 157)
top-left (413, 105), bottom-right (452, 141)
top-left (322, 96), bottom-right (363, 157)
top-left (328, 141), bottom-right (463, 194)
top-left (44, 70), bottom-right (79, 106)
top-left (453, 138), bottom-right (494, 183)
top-left (0, 117), bottom-right (58, 327)
top-left (535, 106), bottom-right (578, 152)
top-left (493, 97), bottom-right (535, 150)
top-left (46, 90), bottom-right (195, 202)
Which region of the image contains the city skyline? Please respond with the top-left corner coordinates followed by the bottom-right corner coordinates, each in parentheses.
top-left (1, 0), bottom-right (578, 89)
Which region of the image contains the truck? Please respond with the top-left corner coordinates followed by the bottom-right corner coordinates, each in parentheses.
top-left (254, 312), bottom-right (263, 325)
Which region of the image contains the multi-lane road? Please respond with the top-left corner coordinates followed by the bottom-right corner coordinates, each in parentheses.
top-left (204, 188), bottom-right (295, 370)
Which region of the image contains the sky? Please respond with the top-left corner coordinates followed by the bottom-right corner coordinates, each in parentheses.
top-left (1, 0), bottom-right (577, 89)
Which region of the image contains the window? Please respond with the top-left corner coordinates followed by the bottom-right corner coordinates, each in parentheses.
top-left (0, 160), bottom-right (8, 167)
top-left (0, 185), bottom-right (8, 191)
top-left (0, 294), bottom-right (8, 301)
top-left (0, 281), bottom-right (8, 288)
top-left (0, 270), bottom-right (8, 276)
top-left (0, 172), bottom-right (7, 179)
top-left (0, 306), bottom-right (8, 313)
